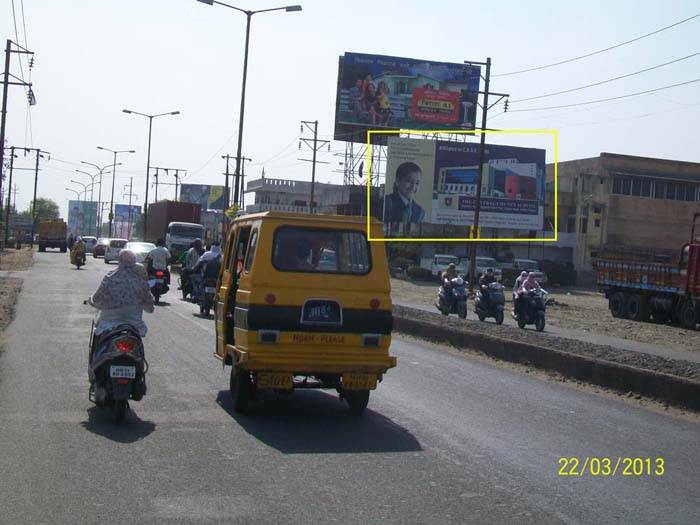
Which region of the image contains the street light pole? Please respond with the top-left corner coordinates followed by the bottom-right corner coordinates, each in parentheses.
top-left (122, 109), bottom-right (180, 239)
top-left (97, 146), bottom-right (135, 237)
top-left (196, 0), bottom-right (301, 233)
top-left (81, 161), bottom-right (117, 237)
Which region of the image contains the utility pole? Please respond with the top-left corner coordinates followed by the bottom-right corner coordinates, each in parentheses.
top-left (152, 167), bottom-right (160, 202)
top-left (240, 156), bottom-right (252, 208)
top-left (151, 167), bottom-right (186, 202)
top-left (123, 177), bottom-right (137, 239)
top-left (465, 57), bottom-right (509, 291)
top-left (28, 148), bottom-right (51, 247)
top-left (0, 40), bottom-right (35, 238)
top-left (3, 146), bottom-right (17, 244)
top-left (300, 120), bottom-right (330, 213)
top-left (221, 154), bottom-right (234, 239)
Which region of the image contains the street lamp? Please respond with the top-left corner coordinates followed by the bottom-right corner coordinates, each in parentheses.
top-left (65, 187), bottom-right (81, 200)
top-left (97, 146), bottom-right (135, 237)
top-left (81, 161), bottom-right (120, 237)
top-left (74, 169), bottom-right (100, 202)
top-left (69, 179), bottom-right (91, 200)
top-left (122, 108), bottom-right (180, 238)
top-left (196, 0), bottom-right (301, 235)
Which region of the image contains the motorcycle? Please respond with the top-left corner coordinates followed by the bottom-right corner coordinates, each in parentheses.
top-left (71, 250), bottom-right (86, 270)
top-left (148, 269), bottom-right (169, 305)
top-left (87, 316), bottom-right (148, 424)
top-left (475, 281), bottom-right (505, 324)
top-left (513, 288), bottom-right (548, 331)
top-left (200, 276), bottom-right (217, 317)
top-left (436, 276), bottom-right (468, 319)
top-left (178, 268), bottom-right (193, 301)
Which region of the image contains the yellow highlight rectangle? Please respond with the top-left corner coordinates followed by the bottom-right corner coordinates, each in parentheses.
top-left (366, 129), bottom-right (558, 242)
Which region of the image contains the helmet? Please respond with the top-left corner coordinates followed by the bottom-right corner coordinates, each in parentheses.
top-left (447, 263), bottom-right (456, 269)
top-left (486, 267), bottom-right (493, 273)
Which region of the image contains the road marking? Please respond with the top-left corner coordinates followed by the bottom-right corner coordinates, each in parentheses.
top-left (167, 303), bottom-right (214, 333)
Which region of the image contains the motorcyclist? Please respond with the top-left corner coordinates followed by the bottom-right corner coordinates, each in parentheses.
top-left (70, 236), bottom-right (86, 266)
top-left (443, 262), bottom-right (458, 282)
top-left (512, 270), bottom-right (527, 315)
top-left (146, 238), bottom-right (171, 284)
top-left (183, 238), bottom-right (205, 302)
top-left (192, 241), bottom-right (222, 277)
top-left (514, 272), bottom-right (541, 316)
top-left (478, 267), bottom-right (497, 305)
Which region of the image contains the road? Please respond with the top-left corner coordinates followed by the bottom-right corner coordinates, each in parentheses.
top-left (0, 253), bottom-right (698, 524)
top-left (395, 298), bottom-right (700, 364)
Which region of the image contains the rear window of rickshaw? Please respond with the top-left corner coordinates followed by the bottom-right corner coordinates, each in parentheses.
top-left (272, 227), bottom-right (372, 275)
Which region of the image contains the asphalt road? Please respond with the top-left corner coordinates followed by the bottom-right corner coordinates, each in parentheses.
top-left (0, 253), bottom-right (698, 524)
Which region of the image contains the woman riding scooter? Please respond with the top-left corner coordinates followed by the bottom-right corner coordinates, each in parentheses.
top-left (70, 236), bottom-right (87, 269)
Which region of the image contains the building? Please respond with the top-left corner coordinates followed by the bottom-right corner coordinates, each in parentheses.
top-left (546, 152), bottom-right (700, 271)
top-left (245, 176), bottom-right (382, 218)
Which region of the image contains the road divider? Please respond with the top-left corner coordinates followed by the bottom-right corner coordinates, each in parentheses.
top-left (392, 305), bottom-right (700, 411)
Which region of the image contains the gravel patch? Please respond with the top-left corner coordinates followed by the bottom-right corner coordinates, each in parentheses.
top-left (0, 248), bottom-right (35, 271)
top-left (394, 304), bottom-right (700, 382)
top-left (0, 277), bottom-right (23, 337)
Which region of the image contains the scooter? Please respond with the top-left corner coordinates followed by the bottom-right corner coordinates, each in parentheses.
top-left (87, 315), bottom-right (148, 424)
top-left (200, 277), bottom-right (217, 317)
top-left (72, 251), bottom-right (86, 270)
top-left (474, 281), bottom-right (505, 324)
top-left (148, 270), bottom-right (169, 305)
top-left (178, 268), bottom-right (193, 301)
top-left (513, 288), bottom-right (548, 331)
top-left (436, 276), bottom-right (468, 319)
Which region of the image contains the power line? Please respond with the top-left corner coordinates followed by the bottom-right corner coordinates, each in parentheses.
top-left (557, 102), bottom-right (700, 129)
top-left (511, 51), bottom-right (700, 103)
top-left (494, 12), bottom-right (700, 77)
top-left (189, 133), bottom-right (235, 176)
top-left (506, 77), bottom-right (700, 112)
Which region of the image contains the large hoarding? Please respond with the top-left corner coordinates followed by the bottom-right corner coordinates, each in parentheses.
top-left (67, 200), bottom-right (98, 236)
top-left (383, 137), bottom-right (545, 232)
top-left (334, 52), bottom-right (481, 143)
top-left (114, 204), bottom-right (141, 239)
top-left (180, 184), bottom-right (225, 211)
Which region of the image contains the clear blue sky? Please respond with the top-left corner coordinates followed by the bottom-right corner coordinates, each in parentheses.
top-left (2, 0), bottom-right (699, 218)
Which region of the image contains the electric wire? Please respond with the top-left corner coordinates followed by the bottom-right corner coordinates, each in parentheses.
top-left (494, 12), bottom-right (700, 77)
top-left (510, 51), bottom-right (700, 103)
top-left (506, 77), bottom-right (700, 112)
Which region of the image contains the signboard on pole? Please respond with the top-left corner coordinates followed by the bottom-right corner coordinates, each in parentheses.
top-left (383, 137), bottom-right (545, 232)
top-left (67, 200), bottom-right (98, 236)
top-left (334, 52), bottom-right (481, 143)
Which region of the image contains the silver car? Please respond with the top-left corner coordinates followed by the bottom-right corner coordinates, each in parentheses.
top-left (126, 242), bottom-right (157, 264)
top-left (104, 239), bottom-right (128, 264)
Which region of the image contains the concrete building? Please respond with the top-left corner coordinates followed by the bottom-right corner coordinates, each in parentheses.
top-left (546, 152), bottom-right (700, 271)
top-left (245, 176), bottom-right (382, 218)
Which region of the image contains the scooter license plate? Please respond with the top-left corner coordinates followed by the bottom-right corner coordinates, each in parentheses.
top-left (110, 365), bottom-right (136, 379)
top-left (257, 372), bottom-right (293, 390)
top-left (342, 373), bottom-right (377, 390)
top-left (205, 287), bottom-right (216, 293)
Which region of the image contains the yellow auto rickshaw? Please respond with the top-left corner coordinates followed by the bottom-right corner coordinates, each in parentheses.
top-left (214, 211), bottom-right (396, 414)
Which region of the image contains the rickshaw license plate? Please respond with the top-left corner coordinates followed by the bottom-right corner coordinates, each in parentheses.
top-left (205, 287), bottom-right (216, 293)
top-left (302, 300), bottom-right (341, 325)
top-left (110, 365), bottom-right (135, 379)
top-left (257, 372), bottom-right (293, 390)
top-left (342, 373), bottom-right (377, 390)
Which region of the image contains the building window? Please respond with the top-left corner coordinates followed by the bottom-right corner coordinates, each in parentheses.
top-left (640, 179), bottom-right (651, 197)
top-left (684, 184), bottom-right (695, 202)
top-left (612, 177), bottom-right (623, 194)
top-left (631, 178), bottom-right (641, 196)
top-left (621, 178), bottom-right (631, 195)
top-left (593, 205), bottom-right (601, 214)
top-left (654, 181), bottom-right (665, 199)
top-left (594, 218), bottom-right (601, 228)
top-left (567, 215), bottom-right (576, 233)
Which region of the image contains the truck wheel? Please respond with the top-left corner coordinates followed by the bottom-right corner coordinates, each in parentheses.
top-left (60, 246), bottom-right (66, 253)
top-left (678, 302), bottom-right (698, 330)
top-left (609, 292), bottom-right (627, 318)
top-left (650, 308), bottom-right (669, 324)
top-left (230, 367), bottom-right (252, 412)
top-left (626, 294), bottom-right (650, 322)
top-left (345, 389), bottom-right (369, 415)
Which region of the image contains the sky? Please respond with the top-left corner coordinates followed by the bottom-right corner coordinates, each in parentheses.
top-left (2, 0), bottom-right (700, 219)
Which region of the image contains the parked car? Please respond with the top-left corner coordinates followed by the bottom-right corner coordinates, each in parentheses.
top-left (93, 238), bottom-right (110, 258)
top-left (82, 236), bottom-right (98, 254)
top-left (512, 258), bottom-right (548, 286)
top-left (104, 238), bottom-right (128, 264)
top-left (420, 254), bottom-right (467, 280)
top-left (461, 256), bottom-right (503, 282)
top-left (126, 241), bottom-right (156, 264)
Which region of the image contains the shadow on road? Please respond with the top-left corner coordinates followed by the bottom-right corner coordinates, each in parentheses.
top-left (215, 390), bottom-right (422, 454)
top-left (81, 406), bottom-right (156, 443)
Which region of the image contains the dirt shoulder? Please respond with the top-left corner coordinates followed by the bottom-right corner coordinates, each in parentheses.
top-left (391, 278), bottom-right (700, 354)
top-left (0, 248), bottom-right (34, 340)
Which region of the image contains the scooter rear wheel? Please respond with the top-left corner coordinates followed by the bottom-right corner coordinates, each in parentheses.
top-left (113, 400), bottom-right (128, 423)
top-left (535, 312), bottom-right (546, 332)
top-left (495, 310), bottom-right (504, 325)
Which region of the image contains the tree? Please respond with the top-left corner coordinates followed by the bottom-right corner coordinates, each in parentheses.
top-left (27, 198), bottom-right (60, 222)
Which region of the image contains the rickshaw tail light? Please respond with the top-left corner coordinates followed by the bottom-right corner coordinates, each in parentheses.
top-left (265, 293), bottom-right (276, 305)
top-left (370, 298), bottom-right (380, 309)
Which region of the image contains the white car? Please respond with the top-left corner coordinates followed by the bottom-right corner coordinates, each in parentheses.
top-left (104, 238), bottom-right (128, 264)
top-left (81, 236), bottom-right (98, 253)
top-left (126, 242), bottom-right (156, 264)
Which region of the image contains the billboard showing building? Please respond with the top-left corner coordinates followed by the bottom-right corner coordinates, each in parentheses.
top-left (383, 137), bottom-right (545, 232)
top-left (180, 184), bottom-right (225, 211)
top-left (67, 200), bottom-right (98, 236)
top-left (334, 52), bottom-right (481, 143)
top-left (114, 204), bottom-right (141, 239)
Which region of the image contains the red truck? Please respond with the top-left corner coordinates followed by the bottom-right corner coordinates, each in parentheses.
top-left (593, 213), bottom-right (700, 329)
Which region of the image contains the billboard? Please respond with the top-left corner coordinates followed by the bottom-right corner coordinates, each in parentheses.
top-left (334, 52), bottom-right (481, 143)
top-left (114, 204), bottom-right (141, 239)
top-left (67, 200), bottom-right (98, 236)
top-left (180, 184), bottom-right (225, 211)
top-left (383, 137), bottom-right (545, 232)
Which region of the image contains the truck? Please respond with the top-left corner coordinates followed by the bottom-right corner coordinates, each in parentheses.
top-left (146, 200), bottom-right (205, 259)
top-left (593, 213), bottom-right (700, 330)
top-left (37, 219), bottom-right (67, 253)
